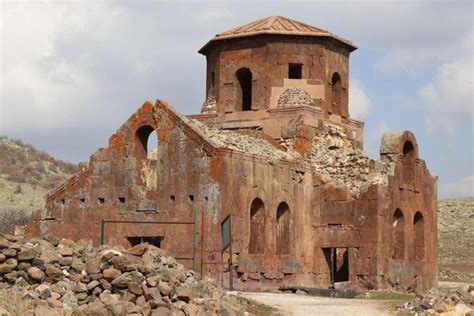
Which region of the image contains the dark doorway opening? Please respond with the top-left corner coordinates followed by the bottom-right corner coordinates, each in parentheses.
top-left (236, 68), bottom-right (252, 111)
top-left (331, 72), bottom-right (342, 116)
top-left (288, 63), bottom-right (302, 79)
top-left (323, 247), bottom-right (349, 284)
top-left (127, 236), bottom-right (163, 248)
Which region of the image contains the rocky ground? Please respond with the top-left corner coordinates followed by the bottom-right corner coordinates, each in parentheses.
top-left (0, 234), bottom-right (265, 316)
top-left (396, 282), bottom-right (474, 315)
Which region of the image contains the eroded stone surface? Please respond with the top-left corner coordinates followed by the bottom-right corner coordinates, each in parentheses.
top-left (23, 16), bottom-right (437, 294)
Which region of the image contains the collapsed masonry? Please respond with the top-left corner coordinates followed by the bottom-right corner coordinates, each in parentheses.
top-left (25, 16), bottom-right (438, 293)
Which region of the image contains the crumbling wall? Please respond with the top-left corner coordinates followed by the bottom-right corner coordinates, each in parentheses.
top-left (26, 100), bottom-right (221, 271)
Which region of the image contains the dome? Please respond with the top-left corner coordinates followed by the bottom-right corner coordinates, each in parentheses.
top-left (277, 88), bottom-right (315, 108)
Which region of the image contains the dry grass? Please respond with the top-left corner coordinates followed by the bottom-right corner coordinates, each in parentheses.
top-left (0, 287), bottom-right (36, 316)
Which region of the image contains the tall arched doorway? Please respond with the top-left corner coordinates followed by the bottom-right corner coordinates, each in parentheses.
top-left (236, 68), bottom-right (252, 111)
top-left (413, 212), bottom-right (424, 260)
top-left (276, 202), bottom-right (290, 255)
top-left (392, 209), bottom-right (405, 259)
top-left (249, 198), bottom-right (265, 254)
top-left (331, 72), bottom-right (342, 116)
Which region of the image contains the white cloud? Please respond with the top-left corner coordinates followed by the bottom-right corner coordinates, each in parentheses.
top-left (349, 78), bottom-right (372, 119)
top-left (440, 175), bottom-right (474, 199)
top-left (419, 31), bottom-right (473, 135)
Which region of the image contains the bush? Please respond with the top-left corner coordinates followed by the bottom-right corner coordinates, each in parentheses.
top-left (0, 209), bottom-right (32, 234)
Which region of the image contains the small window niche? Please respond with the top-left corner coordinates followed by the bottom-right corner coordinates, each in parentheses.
top-left (118, 197), bottom-right (126, 204)
top-left (288, 63), bottom-right (302, 79)
top-left (98, 197), bottom-right (105, 205)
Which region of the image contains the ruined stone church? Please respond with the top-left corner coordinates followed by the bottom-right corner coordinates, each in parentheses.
top-left (26, 16), bottom-right (438, 292)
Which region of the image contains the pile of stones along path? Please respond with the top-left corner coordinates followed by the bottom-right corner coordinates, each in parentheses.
top-left (397, 284), bottom-right (474, 315)
top-left (0, 234), bottom-right (251, 316)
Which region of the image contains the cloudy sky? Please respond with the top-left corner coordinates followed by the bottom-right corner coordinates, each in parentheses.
top-left (1, 0), bottom-right (473, 199)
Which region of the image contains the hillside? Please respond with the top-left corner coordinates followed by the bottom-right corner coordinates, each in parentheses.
top-left (438, 197), bottom-right (474, 282)
top-left (0, 136), bottom-right (76, 232)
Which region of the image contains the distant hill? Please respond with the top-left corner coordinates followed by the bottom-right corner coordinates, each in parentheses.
top-left (438, 197), bottom-right (474, 282)
top-left (0, 136), bottom-right (76, 232)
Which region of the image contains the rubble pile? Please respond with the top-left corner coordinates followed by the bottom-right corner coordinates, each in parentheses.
top-left (397, 285), bottom-right (474, 315)
top-left (189, 120), bottom-right (301, 162)
top-left (277, 87), bottom-right (315, 108)
top-left (0, 234), bottom-right (249, 316)
top-left (308, 125), bottom-right (392, 196)
top-left (200, 96), bottom-right (217, 114)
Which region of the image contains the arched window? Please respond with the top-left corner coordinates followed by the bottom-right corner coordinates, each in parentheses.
top-left (276, 202), bottom-right (291, 255)
top-left (136, 125), bottom-right (159, 160)
top-left (413, 212), bottom-right (424, 260)
top-left (402, 141), bottom-right (415, 185)
top-left (331, 72), bottom-right (342, 116)
top-left (392, 209), bottom-right (405, 259)
top-left (236, 68), bottom-right (252, 111)
top-left (403, 141), bottom-right (415, 159)
top-left (249, 198), bottom-right (265, 254)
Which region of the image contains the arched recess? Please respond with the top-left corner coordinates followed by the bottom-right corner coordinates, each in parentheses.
top-left (249, 198), bottom-right (265, 254)
top-left (331, 72), bottom-right (342, 116)
top-left (276, 202), bottom-right (291, 255)
top-left (236, 68), bottom-right (252, 112)
top-left (135, 125), bottom-right (159, 160)
top-left (402, 140), bottom-right (415, 186)
top-left (413, 212), bottom-right (424, 260)
top-left (392, 209), bottom-right (405, 259)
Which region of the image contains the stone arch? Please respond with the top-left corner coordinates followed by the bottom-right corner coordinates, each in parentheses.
top-left (236, 68), bottom-right (252, 111)
top-left (135, 125), bottom-right (159, 160)
top-left (276, 202), bottom-right (291, 255)
top-left (331, 72), bottom-right (342, 116)
top-left (413, 212), bottom-right (424, 260)
top-left (249, 198), bottom-right (265, 254)
top-left (402, 140), bottom-right (416, 186)
top-left (392, 209), bottom-right (405, 259)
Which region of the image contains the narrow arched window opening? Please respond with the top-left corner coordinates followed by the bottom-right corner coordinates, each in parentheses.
top-left (276, 202), bottom-right (290, 255)
top-left (236, 68), bottom-right (252, 111)
top-left (331, 72), bottom-right (342, 116)
top-left (136, 125), bottom-right (159, 160)
top-left (402, 141), bottom-right (415, 185)
top-left (392, 209), bottom-right (405, 259)
top-left (403, 141), bottom-right (415, 159)
top-left (413, 212), bottom-right (424, 260)
top-left (249, 198), bottom-right (265, 254)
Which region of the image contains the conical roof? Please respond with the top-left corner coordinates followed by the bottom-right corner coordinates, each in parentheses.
top-left (199, 16), bottom-right (356, 54)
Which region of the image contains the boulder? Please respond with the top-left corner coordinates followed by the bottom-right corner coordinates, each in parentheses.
top-left (85, 257), bottom-right (101, 275)
top-left (127, 243), bottom-right (149, 256)
top-left (40, 249), bottom-right (61, 264)
top-left (1, 248), bottom-right (16, 258)
top-left (45, 264), bottom-right (63, 281)
top-left (17, 248), bottom-right (38, 261)
top-left (103, 268), bottom-right (121, 281)
top-left (0, 262), bottom-right (15, 274)
top-left (27, 266), bottom-right (45, 281)
top-left (158, 281), bottom-right (173, 297)
top-left (111, 273), bottom-right (134, 289)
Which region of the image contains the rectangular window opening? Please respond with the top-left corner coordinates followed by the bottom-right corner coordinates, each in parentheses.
top-left (170, 195), bottom-right (176, 203)
top-left (189, 195), bottom-right (194, 202)
top-left (289, 63), bottom-right (302, 79)
top-left (60, 199), bottom-right (65, 205)
top-left (98, 197), bottom-right (105, 204)
top-left (80, 198), bottom-right (85, 204)
top-left (127, 236), bottom-right (163, 248)
top-left (118, 197), bottom-right (126, 204)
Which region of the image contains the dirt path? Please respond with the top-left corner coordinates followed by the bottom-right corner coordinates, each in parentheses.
top-left (241, 292), bottom-right (395, 316)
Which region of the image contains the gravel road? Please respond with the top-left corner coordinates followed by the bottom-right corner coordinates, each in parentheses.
top-left (241, 292), bottom-right (394, 316)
